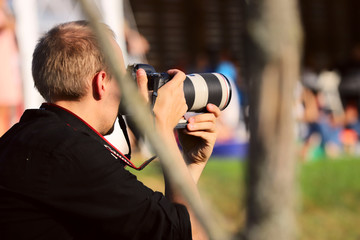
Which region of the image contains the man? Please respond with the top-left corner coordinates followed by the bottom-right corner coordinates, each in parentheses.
top-left (0, 21), bottom-right (220, 239)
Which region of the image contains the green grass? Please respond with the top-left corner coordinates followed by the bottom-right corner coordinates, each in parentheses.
top-left (299, 157), bottom-right (360, 240)
top-left (300, 157), bottom-right (360, 208)
top-left (130, 156), bottom-right (360, 239)
top-left (197, 158), bottom-right (246, 233)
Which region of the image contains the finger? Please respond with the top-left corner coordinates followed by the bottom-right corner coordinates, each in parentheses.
top-left (206, 104), bottom-right (221, 118)
top-left (167, 69), bottom-right (186, 87)
top-left (187, 118), bottom-right (217, 132)
top-left (136, 68), bottom-right (149, 102)
top-left (187, 112), bottom-right (218, 126)
top-left (183, 130), bottom-right (217, 143)
top-left (189, 113), bottom-right (216, 123)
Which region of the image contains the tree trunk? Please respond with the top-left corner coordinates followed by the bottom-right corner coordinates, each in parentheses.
top-left (245, 0), bottom-right (303, 240)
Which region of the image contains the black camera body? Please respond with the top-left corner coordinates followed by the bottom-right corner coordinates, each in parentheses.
top-left (128, 63), bottom-right (173, 92)
top-left (127, 63), bottom-right (232, 113)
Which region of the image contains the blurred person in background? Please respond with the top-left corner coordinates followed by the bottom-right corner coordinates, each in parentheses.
top-left (212, 49), bottom-right (248, 158)
top-left (339, 100), bottom-right (359, 155)
top-left (124, 20), bottom-right (150, 64)
top-left (337, 43), bottom-right (360, 154)
top-left (299, 60), bottom-right (344, 160)
top-left (0, 0), bottom-right (22, 136)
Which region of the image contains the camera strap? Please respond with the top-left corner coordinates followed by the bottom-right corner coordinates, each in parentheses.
top-left (117, 115), bottom-right (157, 170)
top-left (117, 115), bottom-right (131, 158)
top-left (151, 78), bottom-right (160, 108)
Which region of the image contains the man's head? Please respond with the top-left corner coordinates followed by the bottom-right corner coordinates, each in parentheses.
top-left (32, 20), bottom-right (114, 102)
top-left (32, 20), bottom-right (126, 135)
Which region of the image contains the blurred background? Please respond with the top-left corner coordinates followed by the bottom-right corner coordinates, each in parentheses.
top-left (1, 0), bottom-right (360, 239)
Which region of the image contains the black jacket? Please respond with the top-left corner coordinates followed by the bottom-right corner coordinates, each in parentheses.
top-left (0, 103), bottom-right (191, 240)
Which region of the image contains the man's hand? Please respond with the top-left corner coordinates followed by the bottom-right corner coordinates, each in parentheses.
top-left (153, 69), bottom-right (188, 133)
top-left (177, 104), bottom-right (221, 164)
top-left (136, 68), bottom-right (188, 133)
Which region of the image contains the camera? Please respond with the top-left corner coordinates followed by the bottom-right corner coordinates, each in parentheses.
top-left (127, 63), bottom-right (232, 113)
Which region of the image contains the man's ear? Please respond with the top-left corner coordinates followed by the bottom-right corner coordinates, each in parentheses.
top-left (92, 71), bottom-right (107, 100)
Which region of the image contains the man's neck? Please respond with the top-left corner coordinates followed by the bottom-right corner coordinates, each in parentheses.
top-left (53, 99), bottom-right (102, 134)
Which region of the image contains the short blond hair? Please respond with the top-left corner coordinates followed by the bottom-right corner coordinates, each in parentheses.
top-left (32, 20), bottom-right (114, 102)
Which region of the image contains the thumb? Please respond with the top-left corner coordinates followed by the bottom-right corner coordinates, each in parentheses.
top-left (136, 68), bottom-right (149, 102)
